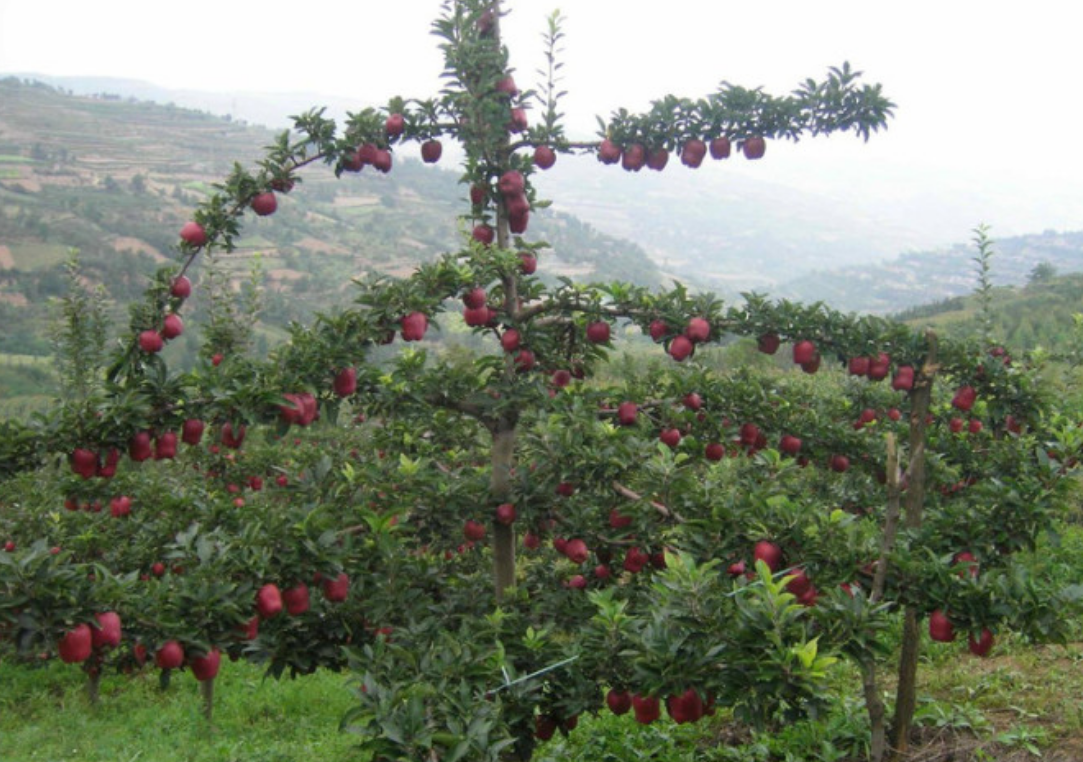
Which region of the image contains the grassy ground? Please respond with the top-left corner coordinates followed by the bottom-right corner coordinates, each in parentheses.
top-left (0, 658), bottom-right (360, 762)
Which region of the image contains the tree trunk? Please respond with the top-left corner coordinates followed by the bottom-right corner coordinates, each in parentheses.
top-left (491, 422), bottom-right (517, 599)
top-left (87, 669), bottom-right (101, 706)
top-left (201, 677), bottom-right (215, 723)
top-left (889, 331), bottom-right (938, 759)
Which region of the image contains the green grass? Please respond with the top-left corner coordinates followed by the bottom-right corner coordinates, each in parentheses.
top-left (0, 658), bottom-right (362, 762)
top-left (0, 154), bottom-right (35, 164)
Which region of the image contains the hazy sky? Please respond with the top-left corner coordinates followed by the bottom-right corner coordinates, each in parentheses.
top-left (3, 0), bottom-right (1083, 244)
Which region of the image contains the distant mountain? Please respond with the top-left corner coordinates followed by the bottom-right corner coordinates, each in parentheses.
top-left (774, 229), bottom-right (1083, 314)
top-left (0, 77), bottom-right (660, 360)
top-left (5, 72), bottom-right (949, 297)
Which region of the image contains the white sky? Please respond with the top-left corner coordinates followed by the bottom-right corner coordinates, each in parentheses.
top-left (3, 0), bottom-right (1083, 243)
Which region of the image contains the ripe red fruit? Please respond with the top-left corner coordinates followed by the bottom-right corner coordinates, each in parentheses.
top-left (341, 149), bottom-right (363, 172)
top-left (709, 136), bottom-right (732, 159)
top-left (463, 287), bottom-right (487, 310)
top-left (727, 560), bottom-right (746, 576)
top-left (256, 583), bottom-right (283, 619)
top-left (753, 540), bottom-right (782, 572)
top-left (464, 519), bottom-right (486, 541)
top-left (632, 694), bottom-right (660, 724)
top-left (211, 353), bottom-right (224, 366)
top-left (801, 356), bottom-right (821, 374)
top-left (742, 135), bottom-right (766, 159)
top-left (551, 369), bottom-right (572, 388)
top-left (3, 541), bottom-right (14, 552)
top-left (179, 221), bottom-right (208, 247)
top-left (586, 321), bottom-right (611, 343)
top-left (757, 333), bottom-right (780, 354)
top-left (190, 649), bottom-right (221, 682)
top-left (888, 408), bottom-right (903, 422)
top-left (519, 252), bottom-right (538, 274)
top-left (848, 356), bottom-right (870, 376)
top-left (535, 715), bottom-right (557, 741)
top-left (623, 547), bottom-right (650, 573)
top-left (648, 319), bottom-right (668, 342)
top-left (498, 170), bottom-right (525, 197)
top-left (685, 317), bottom-right (710, 343)
top-left (420, 140), bottom-right (442, 163)
top-left (162, 313), bottom-right (184, 340)
top-left (58, 623), bottom-right (93, 664)
top-left (617, 401), bottom-right (638, 426)
top-left (659, 428), bottom-right (682, 448)
top-left (779, 435), bottom-right (802, 456)
top-left (646, 146), bottom-right (669, 171)
top-left (793, 340), bottom-right (816, 365)
top-left (680, 139), bottom-right (707, 168)
top-left (949, 417), bottom-right (965, 434)
top-left (283, 584), bottom-right (310, 616)
top-left (322, 572), bottom-right (350, 602)
top-left (739, 422), bottom-right (761, 447)
top-left (500, 329), bottom-right (521, 352)
top-left (621, 143), bottom-right (646, 171)
top-left (151, 562), bottom-right (166, 577)
top-left (385, 112), bottom-right (405, 137)
top-left (533, 144), bottom-right (556, 169)
top-left (567, 574), bottom-right (587, 589)
top-left (564, 538), bottom-right (589, 564)
top-left (471, 223), bottom-right (494, 245)
top-left (154, 431), bottom-right (178, 460)
top-left (598, 139), bottom-right (621, 164)
top-left (892, 366), bottom-right (915, 391)
top-left (594, 564), bottom-right (611, 579)
top-left (967, 628), bottom-right (994, 657)
top-left (221, 422), bottom-right (246, 449)
top-left (867, 353), bottom-right (891, 381)
top-left (952, 385), bottom-right (977, 412)
top-left (606, 689), bottom-right (632, 715)
top-left (953, 551), bottom-right (979, 578)
top-left (829, 454), bottom-right (850, 473)
top-left (139, 330), bottom-right (164, 353)
top-left (71, 447), bottom-right (99, 478)
top-left (507, 107), bottom-right (528, 133)
top-left (181, 418), bottom-right (204, 446)
top-left (371, 149), bottom-right (393, 173)
top-left (514, 349), bottom-right (536, 372)
top-left (109, 495), bottom-right (132, 518)
top-left (88, 612), bottom-right (121, 648)
top-left (609, 509), bottom-right (633, 529)
top-left (509, 208), bottom-right (530, 234)
top-left (669, 335), bottom-right (694, 362)
top-left (250, 191), bottom-right (277, 216)
top-left (495, 503), bottom-right (517, 525)
top-left (170, 275), bottom-right (192, 299)
top-left (333, 367), bottom-right (358, 397)
top-left (523, 532), bottom-right (541, 550)
top-left (666, 688), bottom-right (705, 724)
top-left (929, 609), bottom-right (956, 642)
top-left (401, 311), bottom-right (428, 342)
top-left (495, 75), bottom-right (518, 98)
top-left (968, 419), bottom-right (983, 434)
top-left (155, 640), bottom-right (184, 670)
top-left (705, 442), bottom-right (725, 461)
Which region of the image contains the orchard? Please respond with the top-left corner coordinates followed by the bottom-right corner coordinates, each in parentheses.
top-left (1, 2), bottom-right (1081, 761)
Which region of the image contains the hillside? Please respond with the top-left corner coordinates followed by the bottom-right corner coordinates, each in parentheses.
top-left (0, 77), bottom-right (662, 360)
top-left (775, 229), bottom-right (1083, 314)
top-left (894, 270), bottom-right (1083, 354)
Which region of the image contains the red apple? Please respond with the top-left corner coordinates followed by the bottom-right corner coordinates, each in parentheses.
top-left (632, 694), bottom-right (660, 724)
top-left (190, 648), bottom-right (221, 681)
top-left (420, 140), bottom-right (442, 163)
top-left (617, 402), bottom-right (638, 426)
top-left (753, 540), bottom-right (783, 572)
top-left (109, 495), bottom-right (132, 518)
top-left (58, 623), bottom-right (93, 663)
top-left (597, 139), bottom-right (621, 164)
top-left (162, 313), bottom-right (184, 340)
top-left (371, 149), bottom-right (392, 173)
top-left (250, 191), bottom-right (277, 216)
top-left (170, 275), bottom-right (192, 299)
top-left (743, 135), bottom-right (766, 159)
top-left (669, 335), bottom-right (694, 362)
top-left (283, 584), bottom-right (310, 616)
top-left (401, 311), bottom-right (428, 342)
top-left (179, 221), bottom-right (207, 247)
top-left (495, 503), bottom-right (517, 525)
top-left (154, 431), bottom-right (177, 460)
top-left (514, 349), bottom-right (535, 372)
top-left (92, 612), bottom-right (123, 650)
top-left (705, 442), bottom-right (725, 461)
top-left (967, 628), bottom-right (994, 657)
top-left (333, 367), bottom-right (358, 397)
top-left (659, 428), bottom-right (682, 448)
top-left (892, 366), bottom-right (915, 391)
top-left (829, 454), bottom-right (850, 473)
top-left (606, 689), bottom-right (632, 715)
top-left (621, 143), bottom-right (646, 171)
top-left (709, 136), bottom-right (731, 159)
top-left (519, 252), bottom-right (537, 274)
top-left (929, 609), bottom-right (956, 642)
top-left (648, 319), bottom-right (668, 342)
top-left (680, 139), bottom-right (707, 168)
top-left (155, 640), bottom-right (184, 670)
top-left (848, 356), bottom-right (870, 376)
top-left (758, 332), bottom-right (780, 354)
top-left (646, 146), bottom-right (669, 171)
top-left (181, 418), bottom-right (204, 446)
top-left (685, 317), bottom-right (710, 343)
top-left (139, 330), bottom-right (164, 353)
top-left (256, 583), bottom-right (283, 619)
top-left (322, 572), bottom-right (350, 603)
top-left (779, 435), bottom-right (802, 456)
top-left (464, 519), bottom-right (486, 541)
top-left (385, 113), bottom-right (405, 137)
top-left (952, 386), bottom-right (977, 412)
top-left (793, 340), bottom-right (816, 365)
top-left (586, 321), bottom-right (611, 343)
top-left (534, 145), bottom-right (556, 169)
top-left (463, 287), bottom-right (487, 309)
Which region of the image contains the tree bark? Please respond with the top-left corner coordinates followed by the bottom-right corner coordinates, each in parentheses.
top-left (491, 422), bottom-right (517, 599)
top-left (201, 676), bottom-right (215, 723)
top-left (889, 331), bottom-right (938, 759)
